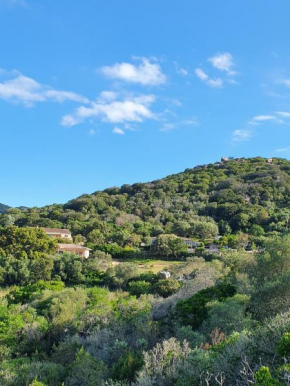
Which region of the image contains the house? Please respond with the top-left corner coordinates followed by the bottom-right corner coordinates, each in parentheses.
top-left (205, 243), bottom-right (220, 253)
top-left (42, 228), bottom-right (72, 240)
top-left (159, 271), bottom-right (171, 279)
top-left (221, 157), bottom-right (228, 163)
top-left (182, 238), bottom-right (201, 248)
top-left (57, 243), bottom-right (91, 258)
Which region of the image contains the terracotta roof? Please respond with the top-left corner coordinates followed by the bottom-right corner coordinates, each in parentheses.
top-left (42, 228), bottom-right (71, 235)
top-left (57, 243), bottom-right (91, 251)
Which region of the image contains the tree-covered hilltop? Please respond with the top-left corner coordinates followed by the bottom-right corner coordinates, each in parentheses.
top-left (2, 157), bottom-right (290, 254)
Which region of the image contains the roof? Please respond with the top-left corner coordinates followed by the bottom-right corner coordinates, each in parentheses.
top-left (57, 243), bottom-right (91, 251)
top-left (42, 228), bottom-right (71, 235)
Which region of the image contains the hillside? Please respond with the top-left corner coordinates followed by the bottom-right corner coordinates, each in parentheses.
top-left (1, 157), bottom-right (290, 384)
top-left (2, 157), bottom-right (290, 251)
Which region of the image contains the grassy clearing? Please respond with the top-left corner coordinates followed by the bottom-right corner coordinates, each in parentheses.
top-left (112, 258), bottom-right (183, 274)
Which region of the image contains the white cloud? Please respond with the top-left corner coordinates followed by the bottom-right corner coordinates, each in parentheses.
top-left (207, 78), bottom-right (223, 87)
top-left (232, 129), bottom-right (252, 142)
top-left (195, 68), bottom-right (223, 88)
top-left (249, 115), bottom-right (283, 125)
top-left (0, 73), bottom-right (88, 106)
top-left (113, 127), bottom-right (125, 135)
top-left (276, 111), bottom-right (290, 117)
top-left (195, 68), bottom-right (209, 81)
top-left (89, 128), bottom-right (96, 136)
top-left (252, 115), bottom-right (277, 122)
top-left (208, 52), bottom-right (236, 75)
top-left (174, 62), bottom-right (188, 76)
top-left (97, 91), bottom-right (118, 102)
top-left (61, 115), bottom-right (80, 127)
top-left (101, 58), bottom-right (166, 86)
top-left (61, 93), bottom-right (156, 127)
top-left (182, 118), bottom-right (198, 126)
top-left (160, 123), bottom-right (175, 132)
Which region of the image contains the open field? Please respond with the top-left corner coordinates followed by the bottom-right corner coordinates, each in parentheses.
top-left (112, 258), bottom-right (183, 274)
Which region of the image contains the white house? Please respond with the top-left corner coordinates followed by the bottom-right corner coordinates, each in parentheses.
top-left (57, 243), bottom-right (91, 258)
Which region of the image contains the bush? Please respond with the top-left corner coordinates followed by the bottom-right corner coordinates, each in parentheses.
top-left (153, 279), bottom-right (180, 298)
top-left (176, 283), bottom-right (236, 329)
top-left (276, 332), bottom-right (290, 357)
top-left (128, 280), bottom-right (152, 297)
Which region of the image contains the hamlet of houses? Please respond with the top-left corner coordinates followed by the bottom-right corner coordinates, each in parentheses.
top-left (40, 228), bottom-right (230, 258)
top-left (41, 228), bottom-right (91, 258)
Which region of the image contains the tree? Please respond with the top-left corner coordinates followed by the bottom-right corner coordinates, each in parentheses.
top-left (0, 226), bottom-right (57, 259)
top-left (152, 234), bottom-right (187, 259)
top-left (153, 279), bottom-right (180, 297)
top-left (254, 235), bottom-right (290, 285)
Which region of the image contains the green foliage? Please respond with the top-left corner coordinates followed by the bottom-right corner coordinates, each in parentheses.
top-left (152, 234), bottom-right (187, 258)
top-left (7, 281), bottom-right (65, 304)
top-left (128, 280), bottom-right (151, 296)
top-left (255, 366), bottom-right (282, 386)
top-left (52, 253), bottom-right (85, 284)
top-left (3, 158), bottom-right (290, 255)
top-left (0, 227), bottom-right (57, 259)
top-left (153, 278), bottom-right (180, 297)
top-left (276, 332), bottom-right (290, 357)
top-left (65, 347), bottom-right (107, 386)
top-left (112, 351), bottom-right (144, 382)
top-left (176, 283), bottom-right (236, 329)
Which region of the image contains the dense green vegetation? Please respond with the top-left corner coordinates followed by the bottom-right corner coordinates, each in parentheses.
top-left (2, 157), bottom-right (290, 258)
top-left (1, 157), bottom-right (290, 385)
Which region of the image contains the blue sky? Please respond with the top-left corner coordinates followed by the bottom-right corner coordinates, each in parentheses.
top-left (1, 0), bottom-right (290, 207)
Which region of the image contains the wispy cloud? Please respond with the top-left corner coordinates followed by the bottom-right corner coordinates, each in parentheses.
top-left (195, 52), bottom-right (236, 88)
top-left (160, 123), bottom-right (175, 132)
top-left (160, 117), bottom-right (198, 132)
top-left (61, 93), bottom-right (156, 127)
top-left (0, 72), bottom-right (89, 107)
top-left (276, 111), bottom-right (290, 117)
top-left (182, 118), bottom-right (198, 126)
top-left (249, 115), bottom-right (283, 125)
top-left (208, 52), bottom-right (236, 75)
top-left (195, 68), bottom-right (223, 88)
top-left (232, 129), bottom-right (252, 142)
top-left (101, 57), bottom-right (166, 86)
top-left (174, 62), bottom-right (189, 76)
top-left (113, 127), bottom-right (125, 135)
top-left (232, 110), bottom-right (289, 144)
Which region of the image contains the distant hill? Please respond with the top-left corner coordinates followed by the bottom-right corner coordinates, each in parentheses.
top-left (2, 157), bottom-right (290, 246)
top-left (0, 203), bottom-right (10, 213)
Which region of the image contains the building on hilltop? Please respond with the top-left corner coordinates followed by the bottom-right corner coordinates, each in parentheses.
top-left (42, 228), bottom-right (72, 240)
top-left (57, 243), bottom-right (91, 258)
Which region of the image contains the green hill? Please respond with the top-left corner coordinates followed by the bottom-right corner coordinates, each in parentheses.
top-left (2, 157), bottom-right (290, 385)
top-left (2, 157), bottom-right (290, 248)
